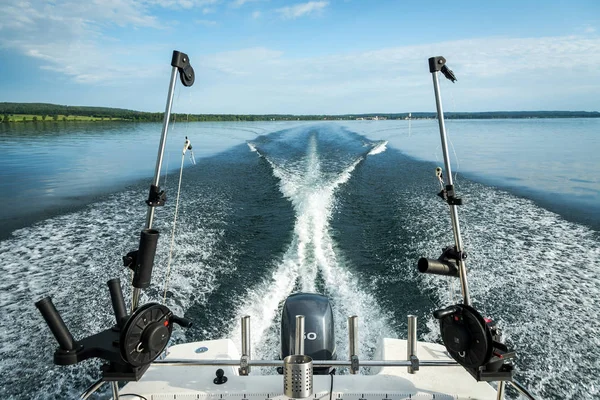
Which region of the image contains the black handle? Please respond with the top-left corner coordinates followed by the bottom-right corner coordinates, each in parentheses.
top-left (433, 305), bottom-right (459, 320)
top-left (35, 297), bottom-right (77, 351)
top-left (171, 315), bottom-right (193, 329)
top-left (107, 279), bottom-right (128, 327)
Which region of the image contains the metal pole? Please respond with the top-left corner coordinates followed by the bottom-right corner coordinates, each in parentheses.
top-left (348, 315), bottom-right (359, 374)
top-left (242, 315), bottom-right (251, 357)
top-left (240, 315), bottom-right (251, 375)
top-left (294, 315), bottom-right (305, 355)
top-left (496, 381), bottom-right (506, 400)
top-left (131, 66), bottom-right (179, 312)
top-left (147, 65), bottom-right (179, 230)
top-left (80, 379), bottom-right (105, 399)
top-left (407, 315), bottom-right (417, 374)
top-left (111, 381), bottom-right (119, 400)
top-left (509, 380), bottom-right (537, 400)
top-left (431, 71), bottom-right (471, 307)
top-left (153, 359), bottom-right (459, 367)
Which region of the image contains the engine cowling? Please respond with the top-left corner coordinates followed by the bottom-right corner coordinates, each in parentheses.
top-left (280, 292), bottom-right (336, 374)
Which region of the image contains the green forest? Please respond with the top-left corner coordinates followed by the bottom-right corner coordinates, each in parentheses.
top-left (1, 102), bottom-right (598, 123)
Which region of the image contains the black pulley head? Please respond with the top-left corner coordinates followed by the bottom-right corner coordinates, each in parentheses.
top-left (434, 304), bottom-right (492, 369)
top-left (171, 51), bottom-right (195, 87)
top-left (120, 303), bottom-right (173, 367)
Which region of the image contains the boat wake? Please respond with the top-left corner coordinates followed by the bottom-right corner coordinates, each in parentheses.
top-left (232, 127), bottom-right (393, 366)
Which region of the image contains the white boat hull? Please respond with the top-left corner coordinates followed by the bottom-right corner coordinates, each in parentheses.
top-left (120, 338), bottom-right (498, 399)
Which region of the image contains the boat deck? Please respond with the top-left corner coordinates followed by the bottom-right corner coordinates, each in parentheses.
top-left (120, 339), bottom-right (498, 400)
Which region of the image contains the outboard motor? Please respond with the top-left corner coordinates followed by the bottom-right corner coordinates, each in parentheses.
top-left (280, 292), bottom-right (336, 375)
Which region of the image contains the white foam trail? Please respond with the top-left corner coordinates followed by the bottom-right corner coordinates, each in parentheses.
top-left (0, 184), bottom-right (230, 397)
top-left (247, 142), bottom-right (258, 153)
top-left (232, 132), bottom-right (393, 365)
top-left (411, 181), bottom-right (600, 398)
top-left (368, 140), bottom-right (388, 155)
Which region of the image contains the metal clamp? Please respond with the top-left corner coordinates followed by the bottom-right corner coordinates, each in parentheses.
top-left (239, 355), bottom-right (250, 376)
top-left (410, 355), bottom-right (420, 372)
top-left (350, 355), bottom-right (359, 374)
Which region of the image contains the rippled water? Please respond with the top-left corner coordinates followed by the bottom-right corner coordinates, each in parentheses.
top-left (0, 119), bottom-right (599, 399)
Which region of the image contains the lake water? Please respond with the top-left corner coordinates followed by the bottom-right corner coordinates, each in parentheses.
top-left (0, 119), bottom-right (599, 399)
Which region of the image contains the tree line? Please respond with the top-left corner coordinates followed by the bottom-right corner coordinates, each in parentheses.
top-left (1, 102), bottom-right (598, 123)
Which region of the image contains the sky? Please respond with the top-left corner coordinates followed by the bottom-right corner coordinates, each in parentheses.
top-left (0, 0), bottom-right (599, 114)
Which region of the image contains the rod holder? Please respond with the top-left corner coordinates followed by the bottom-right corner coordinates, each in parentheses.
top-left (348, 315), bottom-right (359, 374)
top-left (496, 381), bottom-right (506, 400)
top-left (418, 257), bottom-right (459, 277)
top-left (107, 279), bottom-right (127, 328)
top-left (132, 229), bottom-right (160, 289)
top-left (111, 381), bottom-right (120, 400)
top-left (283, 354), bottom-right (313, 398)
top-left (240, 315), bottom-right (251, 375)
top-left (35, 297), bottom-right (77, 351)
top-left (294, 315), bottom-right (305, 355)
top-left (407, 315), bottom-right (418, 374)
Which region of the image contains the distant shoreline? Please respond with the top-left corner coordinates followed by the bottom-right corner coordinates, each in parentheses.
top-left (1, 102), bottom-right (598, 122)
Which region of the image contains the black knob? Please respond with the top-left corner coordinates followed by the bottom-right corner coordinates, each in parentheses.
top-left (442, 323), bottom-right (471, 353)
top-left (214, 368), bottom-right (228, 384)
top-left (142, 322), bottom-right (169, 353)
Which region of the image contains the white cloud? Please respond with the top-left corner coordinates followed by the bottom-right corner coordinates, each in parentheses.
top-left (193, 35), bottom-right (600, 113)
top-left (252, 10), bottom-right (261, 18)
top-left (276, 1), bottom-right (328, 19)
top-left (0, 0), bottom-right (183, 84)
top-left (1, 2), bottom-right (599, 113)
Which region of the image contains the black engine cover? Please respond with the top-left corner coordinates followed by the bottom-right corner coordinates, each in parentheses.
top-left (280, 293), bottom-right (336, 373)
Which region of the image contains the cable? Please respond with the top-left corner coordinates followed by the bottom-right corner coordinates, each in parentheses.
top-left (329, 368), bottom-right (336, 400)
top-left (119, 395), bottom-right (148, 400)
top-left (162, 151), bottom-right (186, 303)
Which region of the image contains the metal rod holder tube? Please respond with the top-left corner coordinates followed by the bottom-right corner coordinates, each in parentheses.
top-left (241, 315), bottom-right (251, 356)
top-left (509, 380), bottom-right (537, 400)
top-left (496, 381), bottom-right (506, 400)
top-left (107, 279), bottom-right (127, 327)
top-left (294, 315), bottom-right (305, 355)
top-left (240, 315), bottom-right (251, 375)
top-left (80, 379), bottom-right (105, 400)
top-left (111, 381), bottom-right (119, 399)
top-left (348, 315), bottom-right (359, 374)
top-left (430, 67), bottom-right (471, 306)
top-left (35, 297), bottom-right (77, 351)
top-left (407, 315), bottom-right (417, 374)
top-left (348, 315), bottom-right (358, 356)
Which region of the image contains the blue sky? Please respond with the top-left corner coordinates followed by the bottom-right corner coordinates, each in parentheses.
top-left (0, 0), bottom-right (599, 114)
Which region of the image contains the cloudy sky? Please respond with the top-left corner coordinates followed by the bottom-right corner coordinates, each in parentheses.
top-left (0, 0), bottom-right (599, 114)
